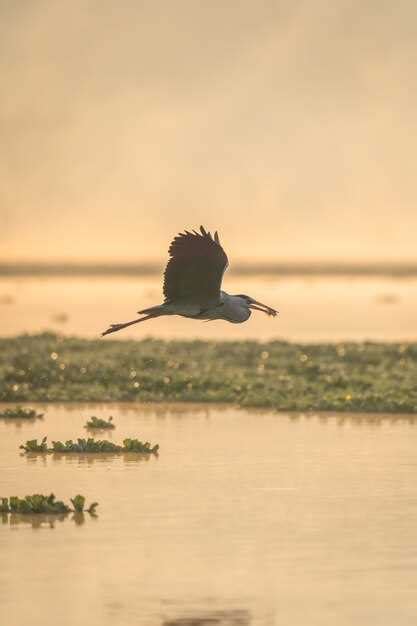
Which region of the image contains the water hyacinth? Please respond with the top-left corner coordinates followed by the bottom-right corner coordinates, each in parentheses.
top-left (0, 493), bottom-right (98, 515)
top-left (20, 436), bottom-right (48, 452)
top-left (70, 495), bottom-right (98, 514)
top-left (84, 416), bottom-right (115, 429)
top-left (1, 333), bottom-right (417, 412)
top-left (20, 437), bottom-right (159, 455)
top-left (0, 406), bottom-right (44, 419)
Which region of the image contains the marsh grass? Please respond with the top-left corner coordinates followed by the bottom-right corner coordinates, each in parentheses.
top-left (0, 406), bottom-right (43, 419)
top-left (20, 436), bottom-right (159, 455)
top-left (85, 415), bottom-right (115, 429)
top-left (0, 493), bottom-right (98, 515)
top-left (1, 333), bottom-right (417, 412)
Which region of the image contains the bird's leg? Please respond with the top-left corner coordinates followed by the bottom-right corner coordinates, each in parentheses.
top-left (102, 314), bottom-right (156, 336)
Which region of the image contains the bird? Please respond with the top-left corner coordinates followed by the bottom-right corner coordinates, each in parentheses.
top-left (102, 226), bottom-right (278, 336)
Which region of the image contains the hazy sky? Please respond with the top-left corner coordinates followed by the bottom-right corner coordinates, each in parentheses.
top-left (2, 0), bottom-right (417, 262)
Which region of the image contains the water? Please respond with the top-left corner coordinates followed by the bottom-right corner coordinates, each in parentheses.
top-left (1, 403), bottom-right (417, 625)
top-left (1, 275), bottom-right (417, 341)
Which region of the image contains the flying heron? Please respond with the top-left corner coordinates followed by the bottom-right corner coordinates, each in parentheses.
top-left (102, 226), bottom-right (278, 336)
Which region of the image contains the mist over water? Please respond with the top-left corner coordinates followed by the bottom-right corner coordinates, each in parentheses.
top-left (1, 274), bottom-right (416, 342)
top-left (2, 1), bottom-right (417, 262)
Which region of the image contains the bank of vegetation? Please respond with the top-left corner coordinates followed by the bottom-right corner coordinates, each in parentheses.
top-left (1, 333), bottom-right (416, 412)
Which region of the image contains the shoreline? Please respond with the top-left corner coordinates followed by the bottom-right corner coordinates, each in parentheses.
top-left (1, 400), bottom-right (417, 420)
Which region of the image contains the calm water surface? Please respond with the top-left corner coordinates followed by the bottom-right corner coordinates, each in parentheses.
top-left (1, 403), bottom-right (417, 625)
top-left (1, 275), bottom-right (417, 341)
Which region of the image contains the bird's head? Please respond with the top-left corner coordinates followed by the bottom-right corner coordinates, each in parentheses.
top-left (234, 294), bottom-right (278, 317)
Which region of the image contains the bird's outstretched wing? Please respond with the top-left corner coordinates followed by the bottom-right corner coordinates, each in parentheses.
top-left (163, 226), bottom-right (229, 308)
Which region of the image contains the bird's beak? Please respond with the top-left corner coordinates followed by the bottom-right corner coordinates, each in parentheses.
top-left (248, 298), bottom-right (278, 317)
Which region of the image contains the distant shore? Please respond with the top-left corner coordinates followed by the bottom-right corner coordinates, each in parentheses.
top-left (2, 261), bottom-right (417, 278)
top-left (1, 333), bottom-right (416, 412)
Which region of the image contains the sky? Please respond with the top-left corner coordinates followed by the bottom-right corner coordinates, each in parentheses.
top-left (1, 0), bottom-right (417, 262)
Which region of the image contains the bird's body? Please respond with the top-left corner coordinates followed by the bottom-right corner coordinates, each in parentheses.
top-left (102, 227), bottom-right (277, 336)
top-left (145, 292), bottom-right (252, 323)
top-left (206, 292), bottom-right (253, 323)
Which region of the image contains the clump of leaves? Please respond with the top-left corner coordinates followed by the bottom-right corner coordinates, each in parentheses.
top-left (20, 436), bottom-right (159, 455)
top-left (0, 493), bottom-right (98, 515)
top-left (51, 438), bottom-right (120, 453)
top-left (70, 495), bottom-right (99, 514)
top-left (0, 406), bottom-right (43, 419)
top-left (84, 415), bottom-right (115, 429)
top-left (20, 436), bottom-right (48, 452)
top-left (122, 438), bottom-right (159, 454)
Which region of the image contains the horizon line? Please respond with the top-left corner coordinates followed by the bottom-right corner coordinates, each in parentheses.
top-left (1, 260), bottom-right (417, 278)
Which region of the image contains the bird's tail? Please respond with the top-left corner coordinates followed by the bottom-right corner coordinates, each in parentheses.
top-left (101, 313), bottom-right (159, 337)
top-left (137, 305), bottom-right (166, 315)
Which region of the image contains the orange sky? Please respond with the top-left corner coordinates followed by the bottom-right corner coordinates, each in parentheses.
top-left (2, 1), bottom-right (417, 262)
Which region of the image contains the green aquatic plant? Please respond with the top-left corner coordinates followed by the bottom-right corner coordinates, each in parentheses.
top-left (84, 415), bottom-right (115, 429)
top-left (19, 436), bottom-right (48, 452)
top-left (1, 333), bottom-right (417, 412)
top-left (0, 497), bottom-right (10, 513)
top-left (51, 438), bottom-right (120, 453)
top-left (20, 436), bottom-right (159, 455)
top-left (0, 406), bottom-right (43, 419)
top-left (70, 495), bottom-right (98, 514)
top-left (0, 493), bottom-right (98, 515)
top-left (122, 438), bottom-right (159, 453)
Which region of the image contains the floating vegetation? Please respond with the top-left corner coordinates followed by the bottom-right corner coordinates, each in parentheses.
top-left (20, 437), bottom-right (48, 452)
top-left (85, 415), bottom-right (115, 429)
top-left (0, 406), bottom-right (43, 419)
top-left (1, 333), bottom-right (417, 412)
top-left (0, 493), bottom-right (98, 515)
top-left (70, 494), bottom-right (98, 514)
top-left (20, 436), bottom-right (159, 455)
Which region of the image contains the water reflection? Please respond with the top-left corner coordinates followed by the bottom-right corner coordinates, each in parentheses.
top-left (23, 451), bottom-right (156, 465)
top-left (5, 401), bottom-right (417, 431)
top-left (286, 411), bottom-right (417, 426)
top-left (84, 426), bottom-right (116, 436)
top-left (1, 511), bottom-right (97, 529)
top-left (101, 403), bottom-right (417, 425)
top-left (51, 451), bottom-right (156, 465)
top-left (121, 403), bottom-right (214, 420)
top-left (162, 609), bottom-right (251, 626)
top-left (0, 416), bottom-right (44, 429)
